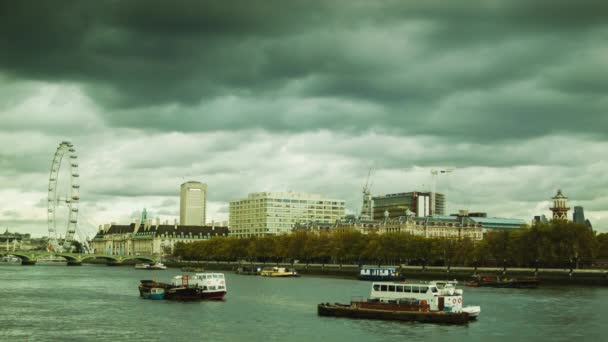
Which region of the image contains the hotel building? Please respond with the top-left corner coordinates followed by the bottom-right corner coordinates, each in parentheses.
top-left (229, 192), bottom-right (346, 237)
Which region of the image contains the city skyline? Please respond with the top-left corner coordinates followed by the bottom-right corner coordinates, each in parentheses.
top-left (1, 1), bottom-right (607, 236)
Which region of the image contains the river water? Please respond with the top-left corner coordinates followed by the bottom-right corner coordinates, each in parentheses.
top-left (0, 264), bottom-right (605, 341)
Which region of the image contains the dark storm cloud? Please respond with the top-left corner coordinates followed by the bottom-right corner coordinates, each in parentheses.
top-left (1, 0), bottom-right (607, 141)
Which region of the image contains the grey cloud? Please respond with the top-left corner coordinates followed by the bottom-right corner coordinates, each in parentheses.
top-left (1, 1), bottom-right (607, 142)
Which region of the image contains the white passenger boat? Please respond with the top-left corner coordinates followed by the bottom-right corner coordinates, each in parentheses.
top-left (369, 281), bottom-right (480, 318)
top-left (135, 263), bottom-right (150, 269)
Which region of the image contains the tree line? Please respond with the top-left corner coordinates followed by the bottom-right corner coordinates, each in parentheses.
top-left (173, 221), bottom-right (605, 269)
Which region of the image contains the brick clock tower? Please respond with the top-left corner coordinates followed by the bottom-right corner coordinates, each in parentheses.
top-left (550, 189), bottom-right (570, 220)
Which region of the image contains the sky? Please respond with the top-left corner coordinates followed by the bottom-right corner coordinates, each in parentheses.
top-left (1, 0), bottom-right (607, 237)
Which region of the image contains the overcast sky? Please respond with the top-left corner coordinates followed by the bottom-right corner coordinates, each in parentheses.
top-left (1, 0), bottom-right (607, 237)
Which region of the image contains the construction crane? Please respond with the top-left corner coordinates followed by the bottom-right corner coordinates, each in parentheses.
top-left (430, 168), bottom-right (455, 216)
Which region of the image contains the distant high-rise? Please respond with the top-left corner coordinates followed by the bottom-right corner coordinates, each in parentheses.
top-left (573, 206), bottom-right (585, 224)
top-left (372, 192), bottom-right (445, 219)
top-left (180, 181), bottom-right (207, 226)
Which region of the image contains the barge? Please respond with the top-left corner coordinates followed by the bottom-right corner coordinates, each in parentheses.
top-left (466, 274), bottom-right (539, 288)
top-left (318, 281), bottom-right (480, 325)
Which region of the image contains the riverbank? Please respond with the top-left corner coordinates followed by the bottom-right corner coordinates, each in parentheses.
top-left (164, 260), bottom-right (608, 286)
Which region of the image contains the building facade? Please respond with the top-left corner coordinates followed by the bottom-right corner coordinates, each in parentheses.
top-left (296, 215), bottom-right (484, 240)
top-left (229, 192), bottom-right (346, 238)
top-left (91, 222), bottom-right (229, 256)
top-left (372, 192), bottom-right (445, 219)
top-left (295, 210), bottom-right (526, 240)
top-left (180, 181), bottom-right (208, 226)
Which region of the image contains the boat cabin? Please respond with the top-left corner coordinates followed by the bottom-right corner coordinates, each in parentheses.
top-left (359, 267), bottom-right (404, 281)
top-left (370, 281), bottom-right (464, 312)
top-left (171, 273), bottom-right (226, 292)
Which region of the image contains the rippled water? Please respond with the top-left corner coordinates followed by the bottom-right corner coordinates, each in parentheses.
top-left (0, 264), bottom-right (605, 341)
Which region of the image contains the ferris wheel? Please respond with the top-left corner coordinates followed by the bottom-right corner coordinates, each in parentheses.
top-left (47, 141), bottom-right (80, 252)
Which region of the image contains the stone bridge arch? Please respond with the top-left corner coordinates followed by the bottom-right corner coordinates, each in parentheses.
top-left (0, 251), bottom-right (37, 265)
top-left (122, 256), bottom-right (156, 263)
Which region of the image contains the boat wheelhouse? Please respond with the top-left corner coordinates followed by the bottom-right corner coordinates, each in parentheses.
top-left (142, 287), bottom-right (165, 300)
top-left (358, 267), bottom-right (405, 281)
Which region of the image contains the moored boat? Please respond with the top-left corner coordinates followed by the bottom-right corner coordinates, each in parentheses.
top-left (235, 265), bottom-right (261, 275)
top-left (358, 267), bottom-right (405, 281)
top-left (135, 263), bottom-right (150, 269)
top-left (259, 267), bottom-right (299, 277)
top-left (465, 274), bottom-right (539, 288)
top-left (318, 281), bottom-right (480, 324)
top-left (148, 262), bottom-right (167, 270)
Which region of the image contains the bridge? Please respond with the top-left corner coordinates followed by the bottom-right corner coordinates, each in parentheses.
top-left (0, 250), bottom-right (158, 266)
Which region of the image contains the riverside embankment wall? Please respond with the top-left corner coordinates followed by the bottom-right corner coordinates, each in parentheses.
top-left (165, 261), bottom-right (608, 286)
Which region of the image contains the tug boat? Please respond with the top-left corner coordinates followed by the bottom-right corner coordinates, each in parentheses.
top-left (259, 267), bottom-right (299, 277)
top-left (466, 274), bottom-right (539, 288)
top-left (358, 267), bottom-right (405, 281)
top-left (318, 281), bottom-right (480, 324)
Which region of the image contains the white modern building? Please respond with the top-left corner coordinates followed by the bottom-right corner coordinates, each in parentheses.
top-left (229, 192), bottom-right (346, 237)
top-left (180, 181), bottom-right (208, 226)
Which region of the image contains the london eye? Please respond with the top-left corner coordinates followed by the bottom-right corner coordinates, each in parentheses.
top-left (47, 141), bottom-right (80, 252)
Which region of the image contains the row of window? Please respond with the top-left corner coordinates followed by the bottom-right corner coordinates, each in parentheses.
top-left (373, 284), bottom-right (436, 294)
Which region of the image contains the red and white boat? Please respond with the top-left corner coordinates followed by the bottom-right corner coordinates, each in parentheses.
top-left (170, 273), bottom-right (227, 300)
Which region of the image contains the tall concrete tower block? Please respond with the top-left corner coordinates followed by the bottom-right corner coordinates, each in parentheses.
top-left (550, 189), bottom-right (569, 220)
top-left (180, 181), bottom-right (208, 226)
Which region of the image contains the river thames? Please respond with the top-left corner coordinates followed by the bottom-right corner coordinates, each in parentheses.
top-left (0, 264), bottom-right (605, 341)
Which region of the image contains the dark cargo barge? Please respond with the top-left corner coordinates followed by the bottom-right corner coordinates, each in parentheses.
top-left (466, 275), bottom-right (540, 288)
top-left (318, 301), bottom-right (473, 325)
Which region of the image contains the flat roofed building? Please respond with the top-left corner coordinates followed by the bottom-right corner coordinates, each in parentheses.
top-left (180, 181), bottom-right (208, 226)
top-left (229, 192), bottom-right (346, 238)
top-left (372, 192), bottom-right (445, 219)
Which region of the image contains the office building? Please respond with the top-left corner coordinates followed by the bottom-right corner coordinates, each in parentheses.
top-left (372, 192), bottom-right (445, 219)
top-left (180, 181), bottom-right (207, 226)
top-left (573, 206), bottom-right (585, 224)
top-left (229, 192), bottom-right (346, 237)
